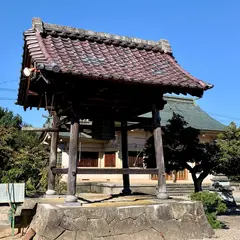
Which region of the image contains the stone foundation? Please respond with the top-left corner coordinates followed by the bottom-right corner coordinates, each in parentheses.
top-left (30, 199), bottom-right (213, 240)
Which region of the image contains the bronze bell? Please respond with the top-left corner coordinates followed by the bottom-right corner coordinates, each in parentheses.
top-left (92, 119), bottom-right (115, 140)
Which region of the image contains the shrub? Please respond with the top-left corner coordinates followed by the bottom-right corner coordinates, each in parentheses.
top-left (55, 174), bottom-right (67, 195)
top-left (206, 212), bottom-right (224, 229)
top-left (190, 192), bottom-right (227, 229)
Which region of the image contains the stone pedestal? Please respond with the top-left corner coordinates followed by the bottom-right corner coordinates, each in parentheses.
top-left (210, 174), bottom-right (237, 208)
top-left (211, 174), bottom-right (230, 186)
top-left (30, 199), bottom-right (214, 240)
top-left (156, 191), bottom-right (169, 199)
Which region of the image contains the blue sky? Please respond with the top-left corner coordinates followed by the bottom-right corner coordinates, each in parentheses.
top-left (0, 0), bottom-right (239, 127)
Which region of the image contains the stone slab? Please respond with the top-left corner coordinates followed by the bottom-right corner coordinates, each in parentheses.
top-left (30, 198), bottom-right (214, 240)
top-left (76, 182), bottom-right (210, 196)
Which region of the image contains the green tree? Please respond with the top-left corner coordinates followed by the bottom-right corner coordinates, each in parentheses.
top-left (216, 122), bottom-right (240, 181)
top-left (144, 113), bottom-right (219, 192)
top-left (0, 107), bottom-right (49, 193)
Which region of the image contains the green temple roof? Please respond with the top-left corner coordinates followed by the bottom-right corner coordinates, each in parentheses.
top-left (140, 96), bottom-right (225, 131)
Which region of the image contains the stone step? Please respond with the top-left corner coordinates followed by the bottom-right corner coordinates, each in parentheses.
top-left (166, 188), bottom-right (209, 192)
top-left (166, 187), bottom-right (209, 190)
top-left (166, 184), bottom-right (209, 188)
top-left (77, 182), bottom-right (210, 196)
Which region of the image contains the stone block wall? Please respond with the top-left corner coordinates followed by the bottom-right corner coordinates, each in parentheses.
top-left (31, 201), bottom-right (213, 240)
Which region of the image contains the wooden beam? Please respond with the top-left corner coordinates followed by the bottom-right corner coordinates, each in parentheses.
top-left (121, 121), bottom-right (131, 195)
top-left (127, 123), bottom-right (148, 130)
top-left (46, 114), bottom-right (59, 195)
top-left (57, 116), bottom-right (70, 127)
top-left (57, 106), bottom-right (72, 117)
top-left (66, 116), bottom-right (79, 202)
top-left (52, 168), bottom-right (158, 175)
top-left (22, 127), bottom-right (60, 132)
top-left (152, 104), bottom-right (168, 199)
top-left (127, 117), bottom-right (152, 124)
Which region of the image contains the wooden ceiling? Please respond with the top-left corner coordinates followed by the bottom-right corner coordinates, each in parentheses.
top-left (22, 71), bottom-right (167, 121)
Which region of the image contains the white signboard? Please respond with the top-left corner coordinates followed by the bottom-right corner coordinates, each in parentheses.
top-left (0, 183), bottom-right (25, 203)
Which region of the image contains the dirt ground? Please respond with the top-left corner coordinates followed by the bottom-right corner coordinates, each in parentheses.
top-left (0, 227), bottom-right (23, 240)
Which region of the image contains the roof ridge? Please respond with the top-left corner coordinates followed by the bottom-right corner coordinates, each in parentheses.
top-left (32, 17), bottom-right (172, 54)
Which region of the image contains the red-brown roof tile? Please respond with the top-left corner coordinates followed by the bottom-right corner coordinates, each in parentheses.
top-left (22, 18), bottom-right (212, 96)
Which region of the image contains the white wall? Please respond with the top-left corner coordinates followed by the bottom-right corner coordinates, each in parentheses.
top-left (60, 129), bottom-right (216, 183)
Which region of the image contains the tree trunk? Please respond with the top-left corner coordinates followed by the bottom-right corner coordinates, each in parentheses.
top-left (192, 170), bottom-right (209, 193)
top-left (191, 172), bottom-right (201, 192)
top-left (194, 178), bottom-right (203, 192)
top-left (172, 170), bottom-right (177, 183)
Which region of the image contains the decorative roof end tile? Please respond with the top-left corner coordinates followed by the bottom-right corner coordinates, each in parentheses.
top-left (159, 39), bottom-right (172, 54)
top-left (32, 18), bottom-right (43, 33)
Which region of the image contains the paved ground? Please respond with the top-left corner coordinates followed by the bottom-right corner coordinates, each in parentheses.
top-left (213, 214), bottom-right (240, 240)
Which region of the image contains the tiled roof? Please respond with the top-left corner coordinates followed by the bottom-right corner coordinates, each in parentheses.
top-left (21, 18), bottom-right (212, 96)
top-left (140, 96), bottom-right (225, 131)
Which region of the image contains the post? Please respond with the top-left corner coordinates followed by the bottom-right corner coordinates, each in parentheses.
top-left (152, 104), bottom-right (169, 199)
top-left (65, 116), bottom-right (79, 202)
top-left (121, 121), bottom-right (132, 195)
top-left (46, 114), bottom-right (59, 195)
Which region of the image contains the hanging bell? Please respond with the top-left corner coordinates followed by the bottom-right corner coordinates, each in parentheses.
top-left (92, 119), bottom-right (115, 140)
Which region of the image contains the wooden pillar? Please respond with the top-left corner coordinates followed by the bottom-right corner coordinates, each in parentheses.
top-left (121, 121), bottom-right (132, 195)
top-left (46, 114), bottom-right (58, 195)
top-left (65, 116), bottom-right (79, 202)
top-left (152, 104), bottom-right (169, 199)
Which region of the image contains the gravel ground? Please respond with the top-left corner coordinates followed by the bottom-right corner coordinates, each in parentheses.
top-left (0, 205), bottom-right (239, 239)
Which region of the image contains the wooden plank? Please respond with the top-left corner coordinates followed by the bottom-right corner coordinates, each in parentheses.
top-left (67, 116), bottom-right (79, 196)
top-left (78, 158), bottom-right (98, 167)
top-left (105, 152), bottom-right (116, 167)
top-left (78, 152), bottom-right (99, 167)
top-left (52, 168), bottom-right (158, 174)
top-left (128, 155), bottom-right (143, 168)
top-left (152, 104), bottom-right (168, 199)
